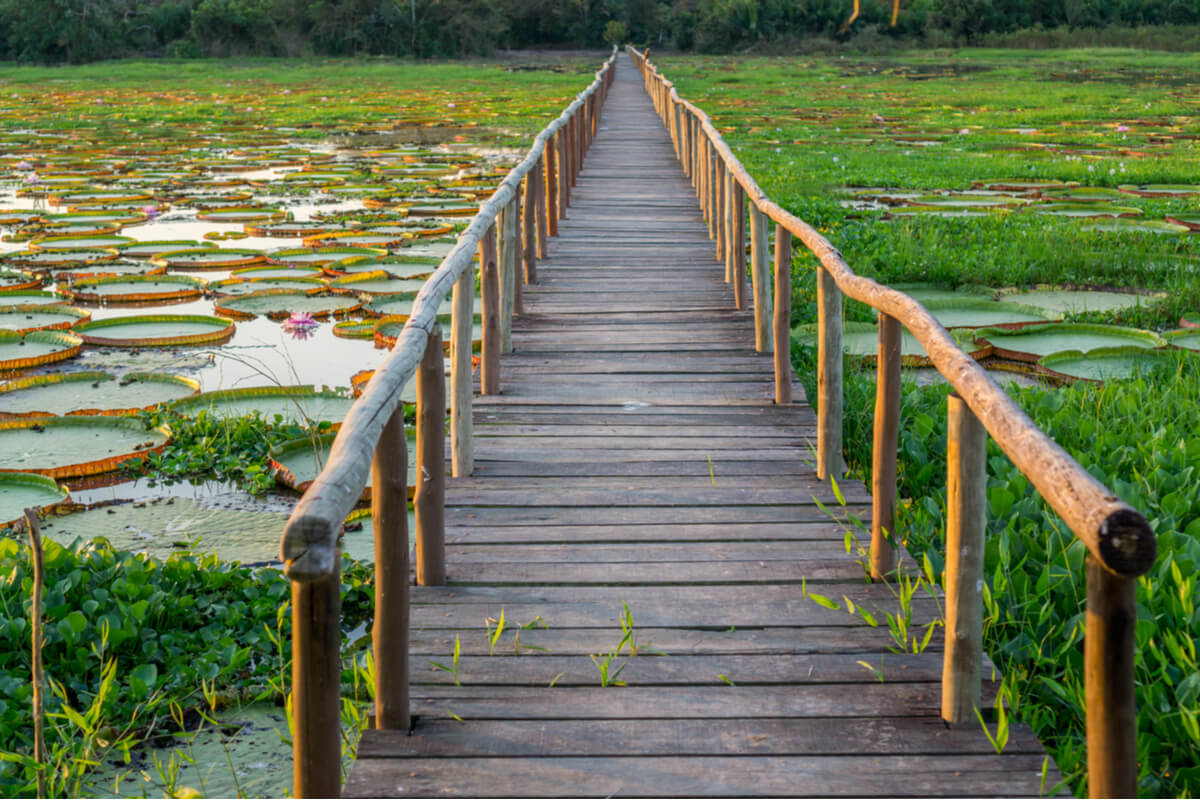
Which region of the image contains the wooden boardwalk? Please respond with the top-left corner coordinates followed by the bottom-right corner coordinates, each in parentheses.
top-left (345, 53), bottom-right (1058, 797)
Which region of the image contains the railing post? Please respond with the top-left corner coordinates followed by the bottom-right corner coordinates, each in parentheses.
top-left (942, 392), bottom-right (986, 723)
top-left (556, 128), bottom-right (569, 216)
top-left (872, 315), bottom-right (901, 578)
top-left (292, 566), bottom-right (341, 799)
top-left (480, 224), bottom-right (501, 395)
top-left (372, 404), bottom-right (410, 730)
top-left (733, 182), bottom-right (747, 310)
top-left (523, 170), bottom-right (538, 284)
top-left (415, 327), bottom-right (446, 586)
top-left (749, 206), bottom-right (772, 352)
top-left (498, 197), bottom-right (517, 353)
top-left (512, 191), bottom-right (524, 316)
top-left (451, 265), bottom-right (473, 477)
top-left (708, 148), bottom-right (719, 242)
top-left (716, 162), bottom-right (726, 266)
top-left (1086, 560), bottom-right (1138, 798)
top-left (816, 264), bottom-right (843, 481)
top-left (722, 171), bottom-right (734, 280)
top-left (773, 226), bottom-right (792, 404)
top-left (534, 156), bottom-right (548, 258)
top-left (544, 138), bottom-right (558, 237)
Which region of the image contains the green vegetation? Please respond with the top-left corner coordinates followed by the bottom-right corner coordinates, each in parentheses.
top-left (0, 537), bottom-right (375, 796)
top-left (661, 49), bottom-right (1200, 795)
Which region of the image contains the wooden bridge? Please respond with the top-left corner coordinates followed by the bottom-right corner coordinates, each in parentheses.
top-left (282, 49), bottom-right (1155, 798)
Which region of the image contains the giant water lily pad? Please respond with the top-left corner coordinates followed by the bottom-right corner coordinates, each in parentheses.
top-left (0, 268), bottom-right (41, 292)
top-left (796, 321), bottom-right (988, 366)
top-left (207, 277), bottom-right (326, 297)
top-left (1039, 347), bottom-right (1178, 383)
top-left (374, 315), bottom-right (480, 350)
top-left (30, 234), bottom-right (135, 251)
top-left (0, 330), bottom-right (82, 372)
top-left (998, 288), bottom-right (1158, 316)
top-left (975, 323), bottom-right (1165, 362)
top-left (267, 247), bottom-right (387, 267)
top-left (0, 472), bottom-right (69, 527)
top-left (150, 248), bottom-right (266, 269)
top-left (55, 259), bottom-right (167, 282)
top-left (919, 298), bottom-right (1052, 329)
top-left (0, 304), bottom-right (89, 333)
top-left (231, 265), bottom-right (326, 280)
top-left (73, 314), bottom-right (235, 347)
top-left (244, 220), bottom-right (346, 238)
top-left (1040, 187), bottom-right (1127, 202)
top-left (1030, 203), bottom-right (1142, 218)
top-left (1164, 329), bottom-right (1200, 351)
top-left (196, 206), bottom-right (285, 223)
top-left (215, 290), bottom-right (361, 320)
top-left (1083, 218), bottom-right (1188, 235)
top-left (5, 248), bottom-right (120, 268)
top-left (364, 291), bottom-right (453, 318)
top-left (329, 271), bottom-right (429, 296)
top-left (270, 431), bottom-right (416, 495)
top-left (0, 371), bottom-right (198, 417)
top-left (0, 415), bottom-right (170, 478)
top-left (64, 275), bottom-right (206, 304)
top-left (169, 385), bottom-right (355, 426)
top-left (0, 291), bottom-right (63, 306)
top-left (1117, 184), bottom-right (1200, 198)
top-left (118, 240), bottom-right (210, 258)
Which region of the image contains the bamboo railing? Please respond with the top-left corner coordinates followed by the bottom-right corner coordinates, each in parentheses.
top-left (627, 46), bottom-right (1156, 797)
top-left (278, 48), bottom-right (617, 798)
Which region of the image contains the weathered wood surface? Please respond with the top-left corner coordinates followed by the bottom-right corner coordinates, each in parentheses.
top-left (346, 52), bottom-right (1059, 799)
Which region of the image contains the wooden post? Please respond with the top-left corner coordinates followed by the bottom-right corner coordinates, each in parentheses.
top-left (1086, 560), bottom-right (1138, 798)
top-left (942, 393), bottom-right (986, 723)
top-left (716, 162), bottom-right (727, 266)
top-left (292, 566), bottom-right (341, 799)
top-left (480, 224), bottom-right (500, 395)
top-left (557, 126), bottom-right (569, 212)
top-left (733, 182), bottom-right (747, 309)
top-left (565, 115), bottom-right (576, 190)
top-left (773, 227), bottom-right (792, 405)
top-left (534, 157), bottom-right (548, 258)
top-left (372, 405), bottom-right (410, 730)
top-left (544, 138), bottom-right (558, 236)
top-left (723, 171), bottom-right (734, 284)
top-left (24, 510), bottom-right (46, 799)
top-left (699, 139), bottom-right (709, 221)
top-left (817, 264), bottom-right (843, 481)
top-left (872, 315), bottom-right (901, 579)
top-left (498, 198), bottom-right (516, 353)
top-left (415, 328), bottom-right (446, 586)
top-left (749, 206), bottom-right (772, 352)
top-left (512, 191), bottom-right (524, 316)
top-left (450, 265), bottom-right (473, 477)
top-left (709, 150), bottom-right (719, 242)
top-left (523, 170), bottom-right (538, 284)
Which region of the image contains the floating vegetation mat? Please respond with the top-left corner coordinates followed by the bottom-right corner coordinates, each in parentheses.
top-left (169, 385), bottom-right (355, 426)
top-left (0, 371), bottom-right (198, 417)
top-left (0, 415), bottom-right (170, 478)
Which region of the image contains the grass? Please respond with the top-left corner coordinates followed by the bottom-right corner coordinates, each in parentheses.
top-left (659, 48), bottom-right (1200, 797)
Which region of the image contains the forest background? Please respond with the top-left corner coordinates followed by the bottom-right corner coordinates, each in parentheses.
top-left (5, 0), bottom-right (1200, 64)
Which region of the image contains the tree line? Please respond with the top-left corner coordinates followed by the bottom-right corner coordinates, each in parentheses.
top-left (3, 0), bottom-right (1200, 63)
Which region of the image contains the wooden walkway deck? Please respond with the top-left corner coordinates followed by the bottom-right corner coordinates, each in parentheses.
top-left (345, 53), bottom-right (1058, 797)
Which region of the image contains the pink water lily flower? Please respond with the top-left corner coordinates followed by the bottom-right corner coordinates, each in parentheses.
top-left (13, 160), bottom-right (32, 170)
top-left (23, 172), bottom-right (39, 185)
top-left (141, 205), bottom-right (160, 218)
top-left (1116, 124), bottom-right (1130, 132)
top-left (282, 311), bottom-right (319, 339)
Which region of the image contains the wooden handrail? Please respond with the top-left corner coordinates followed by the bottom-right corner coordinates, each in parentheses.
top-left (282, 47), bottom-right (617, 798)
top-left (629, 45), bottom-right (1154, 797)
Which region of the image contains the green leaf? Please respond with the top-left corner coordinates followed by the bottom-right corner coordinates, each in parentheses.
top-left (808, 592), bottom-right (839, 611)
top-left (131, 662), bottom-right (158, 691)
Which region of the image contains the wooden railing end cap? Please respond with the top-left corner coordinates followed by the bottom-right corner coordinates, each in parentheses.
top-left (1099, 505), bottom-right (1156, 578)
top-left (282, 514), bottom-right (339, 582)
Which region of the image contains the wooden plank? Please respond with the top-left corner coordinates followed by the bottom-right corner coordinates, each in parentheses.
top-left (442, 540), bottom-right (851, 562)
top-left (444, 560), bottom-right (868, 584)
top-left (443, 505), bottom-right (869, 526)
top-left (360, 717), bottom-right (1047, 758)
top-left (347, 753), bottom-right (1050, 798)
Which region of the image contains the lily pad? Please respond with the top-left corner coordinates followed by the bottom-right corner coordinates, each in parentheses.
top-left (364, 291), bottom-right (453, 318)
top-left (5, 248), bottom-right (120, 268)
top-left (918, 298), bottom-right (1053, 328)
top-left (0, 268), bottom-right (41, 292)
top-left (332, 320), bottom-right (376, 339)
top-left (794, 321), bottom-right (988, 366)
top-left (302, 232), bottom-right (409, 249)
top-left (1039, 346), bottom-right (1178, 383)
top-left (1163, 214), bottom-right (1200, 231)
top-left (169, 385), bottom-right (356, 426)
top-left (266, 246), bottom-right (387, 267)
top-left (30, 234), bottom-right (136, 250)
top-left (1030, 203), bottom-right (1142, 218)
top-left (329, 271), bottom-right (429, 296)
top-left (0, 330), bottom-right (82, 372)
top-left (1082, 218), bottom-right (1188, 235)
top-left (1164, 329), bottom-right (1200, 351)
top-left (0, 372), bottom-right (198, 417)
top-left (1117, 183), bottom-right (1200, 198)
top-left (374, 315), bottom-right (480, 350)
top-left (0, 472), bottom-right (69, 527)
top-left (0, 304), bottom-right (89, 333)
top-left (998, 288), bottom-right (1158, 316)
top-left (150, 248), bottom-right (266, 269)
top-left (0, 415), bottom-right (171, 478)
top-left (1039, 187), bottom-right (1128, 202)
top-left (270, 431), bottom-right (415, 496)
top-left (0, 291), bottom-right (62, 306)
top-left (64, 275), bottom-right (206, 304)
top-left (206, 277), bottom-right (327, 297)
top-left (230, 265), bottom-right (326, 280)
top-left (214, 290), bottom-right (361, 321)
top-left (196, 206), bottom-right (285, 223)
top-left (243, 220), bottom-right (346, 238)
top-left (118, 240), bottom-right (211, 258)
top-left (975, 322), bottom-right (1165, 362)
top-left (73, 314), bottom-right (236, 347)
